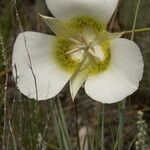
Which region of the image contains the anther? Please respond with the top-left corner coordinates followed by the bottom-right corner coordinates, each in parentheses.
top-left (65, 48), bottom-right (80, 55)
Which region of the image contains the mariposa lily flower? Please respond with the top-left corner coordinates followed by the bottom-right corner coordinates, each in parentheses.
top-left (12, 0), bottom-right (144, 103)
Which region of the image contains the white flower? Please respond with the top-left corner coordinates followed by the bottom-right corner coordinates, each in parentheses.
top-left (12, 0), bottom-right (144, 103)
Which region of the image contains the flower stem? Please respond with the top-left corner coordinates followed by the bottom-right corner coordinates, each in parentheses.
top-left (126, 27), bottom-right (150, 34)
top-left (117, 101), bottom-right (126, 150)
top-left (117, 27), bottom-right (150, 35)
top-left (101, 104), bottom-right (105, 150)
top-left (74, 100), bottom-right (81, 150)
top-left (131, 0), bottom-right (141, 40)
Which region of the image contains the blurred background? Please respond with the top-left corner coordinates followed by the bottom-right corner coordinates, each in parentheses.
top-left (0, 0), bottom-right (150, 149)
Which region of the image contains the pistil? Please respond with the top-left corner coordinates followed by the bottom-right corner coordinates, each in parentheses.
top-left (65, 35), bottom-right (103, 63)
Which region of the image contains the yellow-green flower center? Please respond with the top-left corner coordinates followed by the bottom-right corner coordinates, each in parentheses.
top-left (65, 16), bottom-right (106, 33)
top-left (53, 16), bottom-right (111, 75)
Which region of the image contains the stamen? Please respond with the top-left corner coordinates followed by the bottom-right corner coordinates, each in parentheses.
top-left (69, 38), bottom-right (81, 44)
top-left (65, 48), bottom-right (80, 55)
top-left (88, 49), bottom-right (101, 61)
top-left (80, 33), bottom-right (87, 44)
top-left (79, 51), bottom-right (88, 63)
top-left (78, 44), bottom-right (87, 49)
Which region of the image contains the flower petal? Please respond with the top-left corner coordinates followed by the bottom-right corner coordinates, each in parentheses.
top-left (12, 32), bottom-right (72, 100)
top-left (46, 0), bottom-right (118, 24)
top-left (85, 38), bottom-right (144, 103)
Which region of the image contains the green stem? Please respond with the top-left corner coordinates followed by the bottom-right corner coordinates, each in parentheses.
top-left (74, 101), bottom-right (81, 150)
top-left (117, 27), bottom-right (150, 35)
top-left (101, 104), bottom-right (105, 150)
top-left (131, 0), bottom-right (141, 40)
top-left (117, 101), bottom-right (126, 150)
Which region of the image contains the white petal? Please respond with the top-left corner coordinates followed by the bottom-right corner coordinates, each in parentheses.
top-left (12, 32), bottom-right (72, 100)
top-left (85, 38), bottom-right (144, 103)
top-left (46, 0), bottom-right (118, 24)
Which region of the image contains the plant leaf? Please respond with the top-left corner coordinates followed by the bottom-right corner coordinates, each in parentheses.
top-left (57, 98), bottom-right (72, 149)
top-left (53, 99), bottom-right (72, 150)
